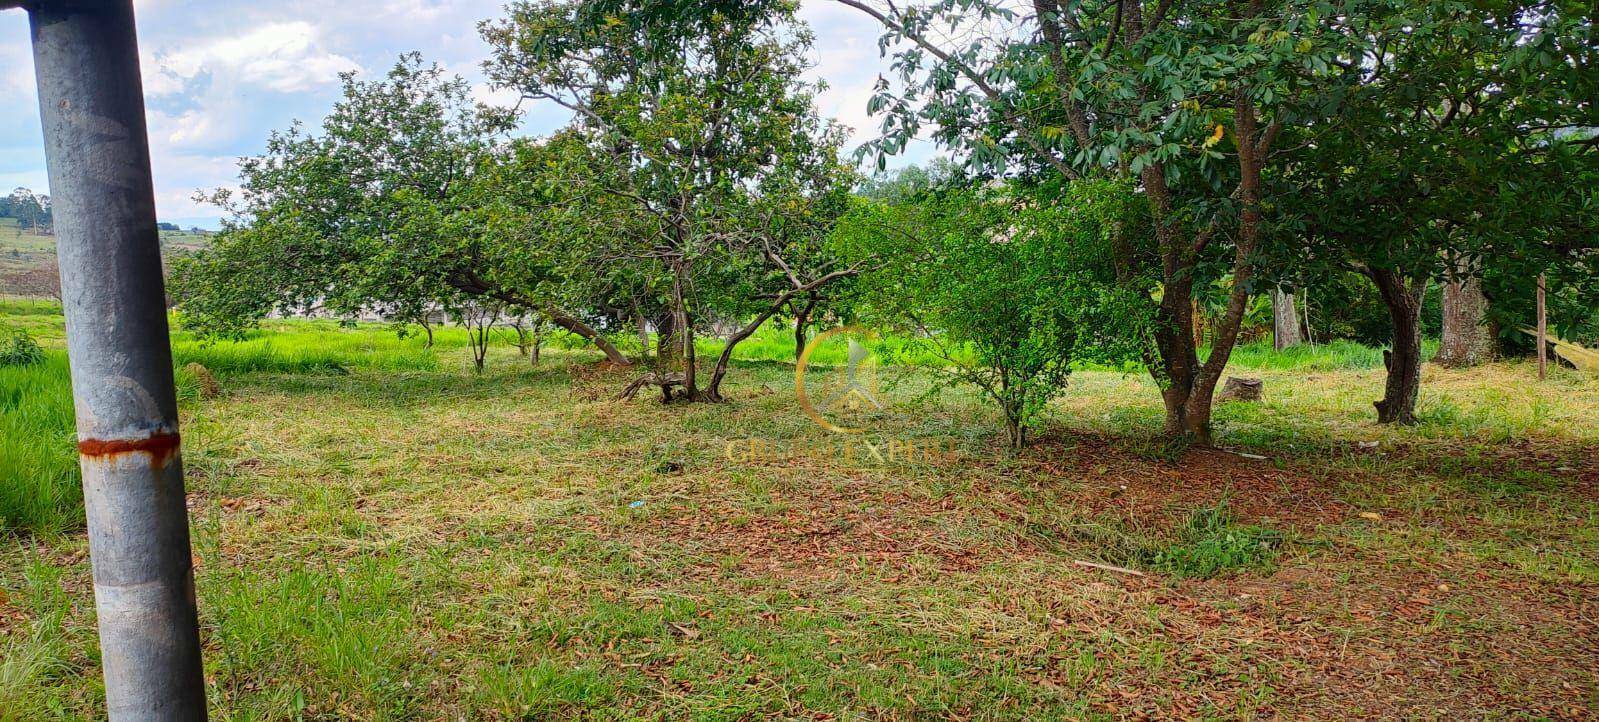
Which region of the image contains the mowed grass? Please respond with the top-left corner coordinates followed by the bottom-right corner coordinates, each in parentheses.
top-left (1, 308), bottom-right (1596, 719)
top-left (0, 307), bottom-right (455, 534)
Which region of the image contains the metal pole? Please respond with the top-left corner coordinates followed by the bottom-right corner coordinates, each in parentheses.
top-left (24, 0), bottom-right (208, 718)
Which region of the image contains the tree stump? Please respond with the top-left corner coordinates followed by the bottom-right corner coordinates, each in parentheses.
top-left (184, 363), bottom-right (222, 399)
top-left (1217, 377), bottom-right (1263, 403)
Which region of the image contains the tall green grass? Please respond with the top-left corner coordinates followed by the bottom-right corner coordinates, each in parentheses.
top-left (0, 320), bottom-right (448, 535)
top-left (0, 299), bottom-right (66, 346)
top-left (700, 324), bottom-right (969, 368)
top-left (168, 319), bottom-right (603, 374)
top-left (1224, 338), bottom-right (1438, 371)
top-left (0, 298), bottom-right (61, 316)
top-left (0, 354), bottom-right (80, 535)
top-left (703, 321), bottom-right (1428, 373)
top-left (172, 330), bottom-right (440, 374)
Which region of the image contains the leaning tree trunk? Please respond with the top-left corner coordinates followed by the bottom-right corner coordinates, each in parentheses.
top-left (1271, 287), bottom-right (1303, 350)
top-left (1435, 255), bottom-right (1494, 367)
top-left (704, 307), bottom-right (786, 402)
top-left (540, 308), bottom-right (629, 367)
top-left (1369, 267), bottom-right (1426, 425)
top-left (448, 273), bottom-right (630, 367)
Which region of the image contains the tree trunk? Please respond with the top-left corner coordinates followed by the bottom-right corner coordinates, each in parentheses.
top-left (1435, 255), bottom-right (1494, 367)
top-left (1005, 415), bottom-right (1025, 449)
top-left (1369, 268), bottom-right (1425, 424)
top-left (634, 304), bottom-right (652, 363)
top-left (1271, 287), bottom-right (1302, 350)
top-left (1144, 163), bottom-right (1204, 442)
top-left (655, 312), bottom-right (676, 366)
top-left (793, 296), bottom-right (816, 362)
top-left (704, 306), bottom-right (784, 402)
top-left (1147, 97), bottom-right (1269, 445)
top-left (447, 273), bottom-right (629, 367)
top-left (469, 328), bottom-right (490, 374)
top-left (670, 258), bottom-right (698, 400)
top-left (540, 307), bottom-right (629, 366)
top-left (1537, 273), bottom-right (1548, 380)
top-left (1302, 293), bottom-right (1315, 345)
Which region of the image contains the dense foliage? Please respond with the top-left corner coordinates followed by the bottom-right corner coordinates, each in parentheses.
top-left (842, 179), bottom-right (1153, 447)
top-left (0, 329), bottom-right (44, 367)
top-left (167, 0), bottom-right (1597, 445)
top-left (840, 0), bottom-right (1597, 430)
top-left (0, 187), bottom-right (52, 233)
top-left (481, 0), bottom-right (862, 400)
top-left (169, 55), bottom-right (634, 364)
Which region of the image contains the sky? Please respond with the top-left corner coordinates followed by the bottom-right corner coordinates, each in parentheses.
top-left (0, 0), bottom-right (935, 229)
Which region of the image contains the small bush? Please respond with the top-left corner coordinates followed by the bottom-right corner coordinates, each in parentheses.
top-left (840, 179), bottom-right (1152, 448)
top-left (185, 362), bottom-right (223, 399)
top-left (1132, 504), bottom-right (1284, 579)
top-left (0, 329), bottom-right (44, 367)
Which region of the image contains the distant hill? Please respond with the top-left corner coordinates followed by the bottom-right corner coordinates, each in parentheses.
top-left (0, 217), bottom-right (211, 294)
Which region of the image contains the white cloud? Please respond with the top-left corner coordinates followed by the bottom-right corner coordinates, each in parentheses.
top-left (147, 148), bottom-right (240, 222)
top-left (470, 81), bottom-right (521, 110)
top-left (799, 0), bottom-right (937, 168)
top-left (151, 107), bottom-right (228, 147)
top-left (0, 40), bottom-right (32, 99)
top-left (143, 21), bottom-right (360, 96)
top-left (0, 0), bottom-right (937, 223)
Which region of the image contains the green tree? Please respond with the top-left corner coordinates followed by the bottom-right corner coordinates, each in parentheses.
top-left (841, 179), bottom-right (1151, 448)
top-left (1275, 0), bottom-right (1598, 423)
top-left (837, 0), bottom-right (1364, 443)
top-left (6, 188), bottom-right (46, 234)
top-left (483, 0), bottom-right (864, 401)
top-left (170, 54), bottom-right (632, 364)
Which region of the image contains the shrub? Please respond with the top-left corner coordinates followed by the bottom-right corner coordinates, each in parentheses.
top-left (0, 329), bottom-right (44, 367)
top-left (842, 179), bottom-right (1152, 448)
top-left (1133, 504), bottom-right (1284, 579)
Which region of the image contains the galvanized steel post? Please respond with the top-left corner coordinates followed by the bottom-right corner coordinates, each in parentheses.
top-left (22, 0), bottom-right (208, 718)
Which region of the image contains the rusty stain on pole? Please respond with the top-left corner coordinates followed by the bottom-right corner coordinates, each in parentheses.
top-left (25, 0), bottom-right (208, 719)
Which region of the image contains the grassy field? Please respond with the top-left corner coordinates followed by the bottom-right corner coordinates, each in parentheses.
top-left (0, 218), bottom-right (211, 274)
top-left (1, 303), bottom-right (1595, 719)
top-left (0, 220), bottom-right (57, 275)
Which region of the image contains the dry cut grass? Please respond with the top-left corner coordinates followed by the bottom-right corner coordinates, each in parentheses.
top-left (1, 326), bottom-right (1596, 720)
